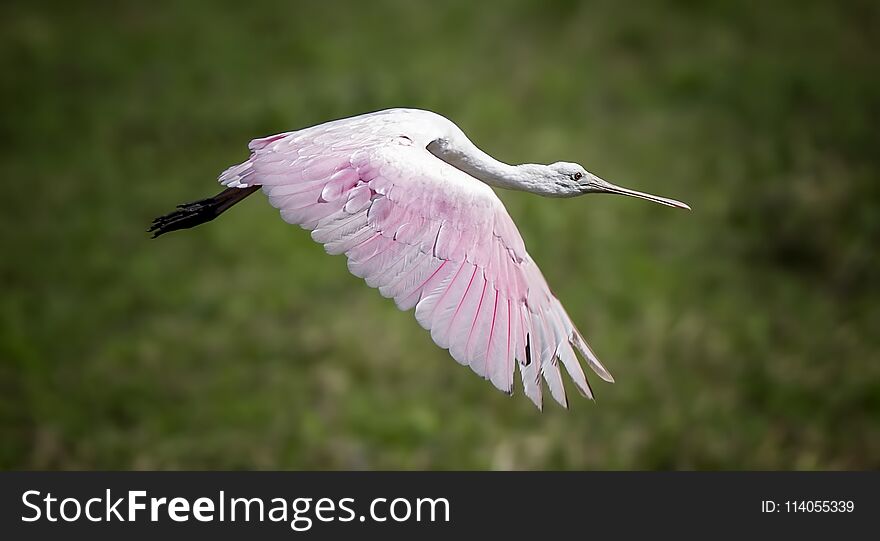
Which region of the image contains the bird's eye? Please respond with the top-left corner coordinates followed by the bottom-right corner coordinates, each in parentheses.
top-left (571, 172), bottom-right (583, 181)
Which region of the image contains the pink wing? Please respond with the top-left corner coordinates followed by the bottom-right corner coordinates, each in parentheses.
top-left (219, 128), bottom-right (613, 409)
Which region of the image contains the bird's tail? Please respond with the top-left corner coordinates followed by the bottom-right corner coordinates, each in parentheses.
top-left (148, 185), bottom-right (260, 238)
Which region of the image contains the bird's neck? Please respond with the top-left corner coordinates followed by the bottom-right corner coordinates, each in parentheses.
top-left (428, 136), bottom-right (554, 195)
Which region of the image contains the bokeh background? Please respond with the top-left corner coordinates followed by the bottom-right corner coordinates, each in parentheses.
top-left (2, 0), bottom-right (878, 470)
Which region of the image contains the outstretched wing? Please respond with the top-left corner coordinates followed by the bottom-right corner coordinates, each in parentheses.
top-left (219, 126), bottom-right (613, 409)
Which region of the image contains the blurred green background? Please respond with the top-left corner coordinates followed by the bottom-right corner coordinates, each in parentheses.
top-left (1, 0), bottom-right (878, 470)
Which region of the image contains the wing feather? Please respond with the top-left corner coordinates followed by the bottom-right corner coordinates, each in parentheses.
top-left (518, 304), bottom-right (543, 409)
top-left (538, 313), bottom-right (568, 408)
top-left (485, 295), bottom-right (512, 393)
top-left (447, 269), bottom-right (486, 366)
top-left (365, 242), bottom-right (421, 288)
top-left (465, 285), bottom-right (496, 379)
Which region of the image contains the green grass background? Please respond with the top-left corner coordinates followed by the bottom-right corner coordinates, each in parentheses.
top-left (1, 0), bottom-right (878, 469)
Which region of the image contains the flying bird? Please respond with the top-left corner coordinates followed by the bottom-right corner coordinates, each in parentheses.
top-left (150, 108), bottom-right (689, 409)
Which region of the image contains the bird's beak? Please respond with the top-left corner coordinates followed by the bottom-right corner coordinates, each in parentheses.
top-left (590, 176), bottom-right (691, 210)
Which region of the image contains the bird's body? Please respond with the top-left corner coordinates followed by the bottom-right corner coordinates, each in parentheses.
top-left (151, 108), bottom-right (688, 409)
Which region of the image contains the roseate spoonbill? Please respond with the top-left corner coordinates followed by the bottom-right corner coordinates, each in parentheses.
top-left (150, 108), bottom-right (689, 409)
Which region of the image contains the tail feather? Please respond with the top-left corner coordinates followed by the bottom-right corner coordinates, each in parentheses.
top-left (148, 185), bottom-right (259, 238)
top-left (219, 160), bottom-right (256, 188)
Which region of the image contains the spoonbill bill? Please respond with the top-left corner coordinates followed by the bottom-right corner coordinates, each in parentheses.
top-left (150, 108), bottom-right (689, 409)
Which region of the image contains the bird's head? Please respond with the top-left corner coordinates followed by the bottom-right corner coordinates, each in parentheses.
top-left (546, 161), bottom-right (690, 209)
